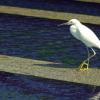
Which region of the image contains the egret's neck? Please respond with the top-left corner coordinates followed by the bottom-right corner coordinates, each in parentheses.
top-left (70, 22), bottom-right (82, 31)
top-left (75, 22), bottom-right (82, 27)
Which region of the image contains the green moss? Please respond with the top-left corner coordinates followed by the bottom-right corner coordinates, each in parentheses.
top-left (38, 45), bottom-right (77, 65)
top-left (39, 96), bottom-right (48, 100)
top-left (60, 56), bottom-right (80, 65)
top-left (38, 49), bottom-right (56, 57)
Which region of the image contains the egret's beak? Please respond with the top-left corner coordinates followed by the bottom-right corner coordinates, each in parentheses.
top-left (58, 21), bottom-right (70, 26)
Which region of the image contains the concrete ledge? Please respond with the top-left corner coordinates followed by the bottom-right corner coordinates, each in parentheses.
top-left (0, 55), bottom-right (100, 86)
top-left (0, 6), bottom-right (100, 25)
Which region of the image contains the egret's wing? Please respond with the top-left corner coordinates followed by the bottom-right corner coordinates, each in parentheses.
top-left (78, 24), bottom-right (100, 48)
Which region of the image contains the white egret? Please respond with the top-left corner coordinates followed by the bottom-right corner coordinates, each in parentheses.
top-left (59, 19), bottom-right (100, 70)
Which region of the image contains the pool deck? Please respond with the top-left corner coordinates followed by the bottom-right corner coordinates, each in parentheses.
top-left (0, 55), bottom-right (100, 86)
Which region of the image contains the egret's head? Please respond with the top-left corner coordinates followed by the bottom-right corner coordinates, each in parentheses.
top-left (67, 19), bottom-right (81, 25)
top-left (58, 19), bottom-right (81, 26)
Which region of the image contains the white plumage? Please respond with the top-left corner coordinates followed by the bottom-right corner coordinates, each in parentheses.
top-left (69, 19), bottom-right (100, 49)
top-left (59, 19), bottom-right (100, 70)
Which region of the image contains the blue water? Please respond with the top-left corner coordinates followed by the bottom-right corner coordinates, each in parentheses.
top-left (0, 72), bottom-right (98, 100)
top-left (0, 13), bottom-right (100, 67)
top-left (0, 0), bottom-right (99, 99)
top-left (0, 12), bottom-right (100, 100)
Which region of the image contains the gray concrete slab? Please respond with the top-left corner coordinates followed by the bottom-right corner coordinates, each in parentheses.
top-left (0, 55), bottom-right (100, 86)
top-left (0, 6), bottom-right (100, 25)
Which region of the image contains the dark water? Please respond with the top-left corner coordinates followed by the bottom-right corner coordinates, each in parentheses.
top-left (0, 13), bottom-right (100, 100)
top-left (0, 13), bottom-right (100, 67)
top-left (0, 0), bottom-right (100, 99)
top-left (0, 71), bottom-right (99, 100)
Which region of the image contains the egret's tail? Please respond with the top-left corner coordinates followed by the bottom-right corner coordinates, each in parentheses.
top-left (93, 41), bottom-right (100, 49)
top-left (97, 41), bottom-right (100, 49)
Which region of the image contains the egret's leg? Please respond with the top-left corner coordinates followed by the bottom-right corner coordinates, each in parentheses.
top-left (79, 47), bottom-right (90, 70)
top-left (79, 48), bottom-right (96, 70)
top-left (88, 48), bottom-right (96, 60)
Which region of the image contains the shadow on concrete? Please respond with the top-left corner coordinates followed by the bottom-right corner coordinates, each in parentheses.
top-left (33, 63), bottom-right (68, 68)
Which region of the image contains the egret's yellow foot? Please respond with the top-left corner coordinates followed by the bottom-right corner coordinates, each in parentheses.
top-left (79, 61), bottom-right (88, 71)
